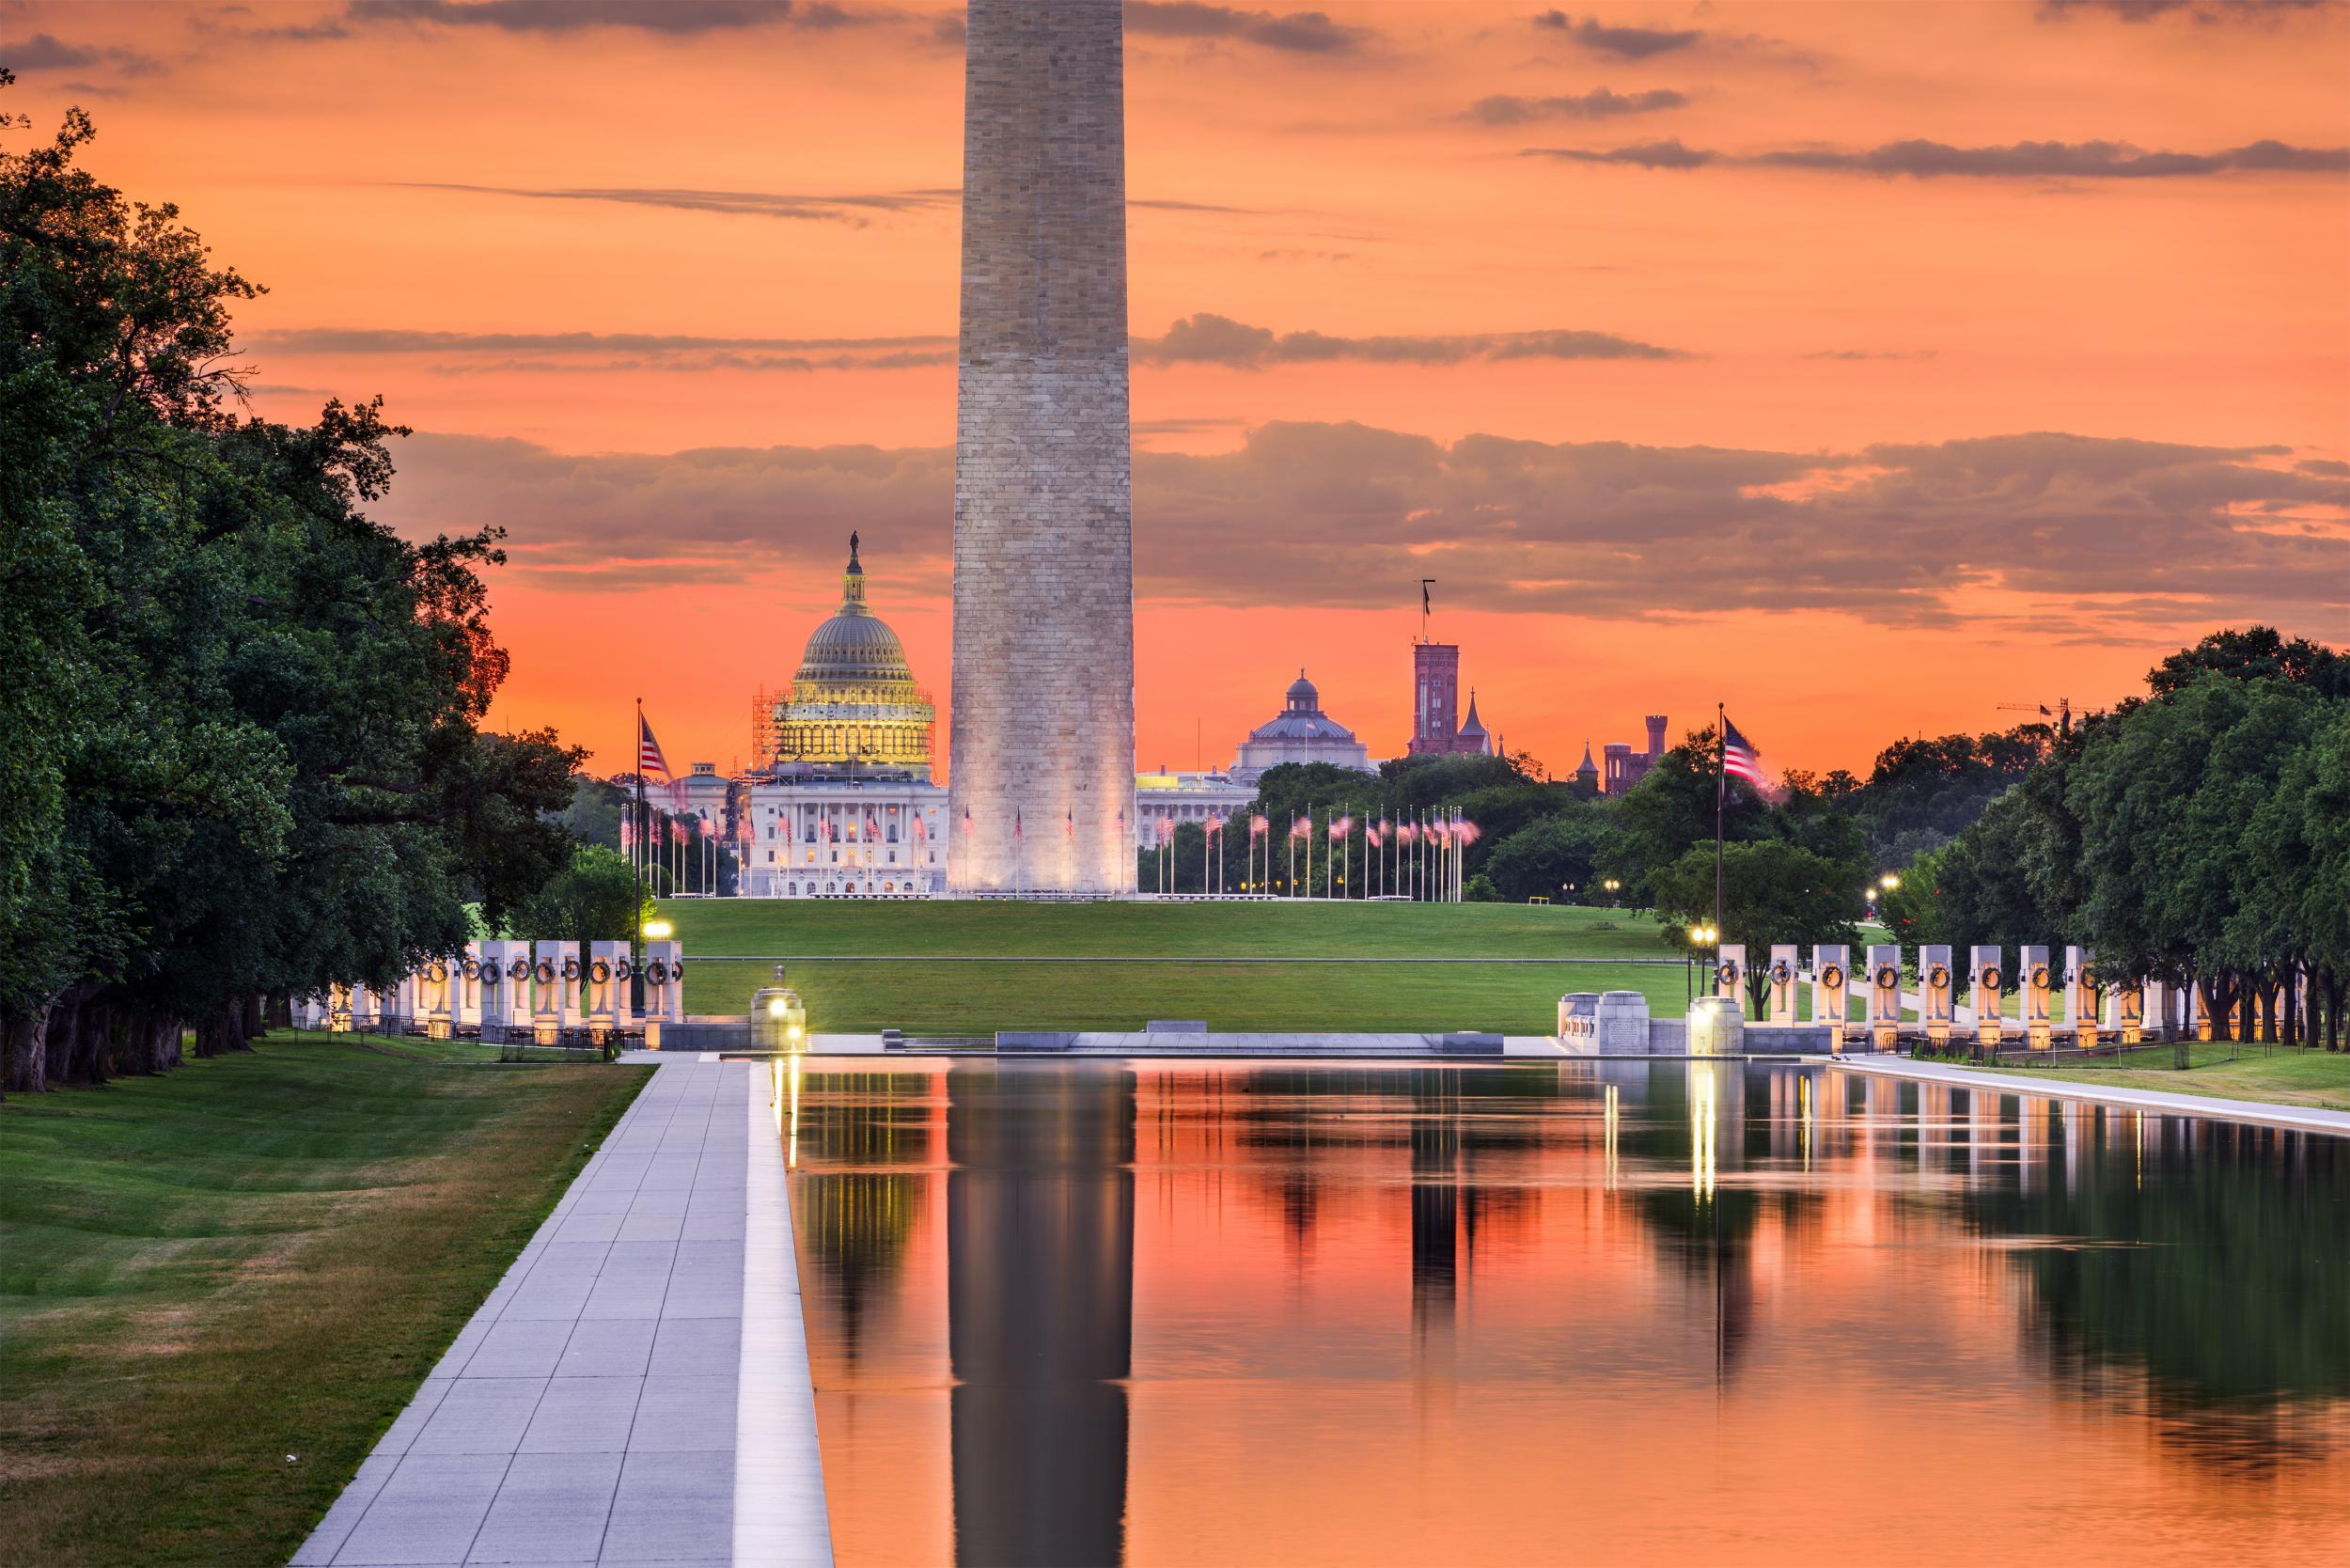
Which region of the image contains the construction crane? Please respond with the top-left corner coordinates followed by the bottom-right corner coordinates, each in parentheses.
top-left (1998, 698), bottom-right (2071, 735)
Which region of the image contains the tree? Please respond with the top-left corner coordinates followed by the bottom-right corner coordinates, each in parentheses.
top-left (1649, 840), bottom-right (1865, 1013)
top-left (2148, 625), bottom-right (2349, 701)
top-left (1480, 808), bottom-right (1616, 904)
top-left (509, 846), bottom-right (653, 955)
top-left (1609, 726), bottom-right (1771, 896)
top-left (0, 86), bottom-right (582, 1093)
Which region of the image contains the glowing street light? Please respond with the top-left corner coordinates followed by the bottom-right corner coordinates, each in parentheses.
top-left (643, 917), bottom-right (674, 940)
top-left (1880, 872), bottom-right (1902, 892)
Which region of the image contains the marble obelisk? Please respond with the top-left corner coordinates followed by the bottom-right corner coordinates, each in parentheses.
top-left (947, 0), bottom-right (1136, 896)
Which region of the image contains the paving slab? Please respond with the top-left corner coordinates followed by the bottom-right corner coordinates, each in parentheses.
top-left (1834, 1054), bottom-right (2350, 1138)
top-left (298, 1056), bottom-right (833, 1567)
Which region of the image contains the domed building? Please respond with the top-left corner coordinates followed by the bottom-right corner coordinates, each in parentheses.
top-left (1231, 670), bottom-right (1374, 781)
top-left (743, 537), bottom-right (948, 898)
top-left (771, 535), bottom-right (936, 775)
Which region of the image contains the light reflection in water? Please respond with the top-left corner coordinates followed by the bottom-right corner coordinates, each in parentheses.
top-left (786, 1059), bottom-right (2350, 1566)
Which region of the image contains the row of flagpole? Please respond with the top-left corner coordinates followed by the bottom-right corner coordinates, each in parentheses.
top-left (1142, 803), bottom-right (1481, 901)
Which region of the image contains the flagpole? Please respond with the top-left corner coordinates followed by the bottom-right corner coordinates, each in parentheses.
top-left (631, 698), bottom-right (646, 1022)
top-left (1715, 700), bottom-right (1727, 944)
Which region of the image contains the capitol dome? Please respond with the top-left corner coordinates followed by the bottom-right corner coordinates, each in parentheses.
top-left (770, 536), bottom-right (936, 776)
top-left (797, 595), bottom-right (914, 686)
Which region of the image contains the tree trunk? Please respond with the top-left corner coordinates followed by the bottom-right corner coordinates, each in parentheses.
top-left (2, 1011), bottom-right (50, 1097)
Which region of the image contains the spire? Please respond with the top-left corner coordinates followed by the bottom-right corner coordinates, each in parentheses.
top-left (840, 532), bottom-right (869, 613)
top-left (1577, 741), bottom-right (1597, 775)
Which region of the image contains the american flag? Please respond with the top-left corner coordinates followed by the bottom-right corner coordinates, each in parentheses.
top-left (637, 713), bottom-right (670, 787)
top-left (1290, 814), bottom-right (1310, 840)
top-left (1250, 814), bottom-right (1269, 838)
top-left (1722, 717), bottom-right (1764, 785)
top-left (1328, 814), bottom-right (1352, 841)
top-left (911, 813), bottom-right (927, 843)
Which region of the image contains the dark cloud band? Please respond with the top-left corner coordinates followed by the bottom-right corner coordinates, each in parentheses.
top-left (368, 423), bottom-right (2350, 630)
top-left (1526, 135), bottom-right (2350, 178)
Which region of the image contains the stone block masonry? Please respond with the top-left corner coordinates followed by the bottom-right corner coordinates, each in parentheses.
top-left (947, 0), bottom-right (1137, 896)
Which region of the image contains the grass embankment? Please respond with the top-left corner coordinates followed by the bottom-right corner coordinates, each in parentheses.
top-left (1966, 1044), bottom-right (2350, 1112)
top-left (0, 1038), bottom-right (650, 1567)
top-left (659, 899), bottom-right (1711, 1034)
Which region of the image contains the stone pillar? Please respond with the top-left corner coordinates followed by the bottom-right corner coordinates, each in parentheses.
top-left (1766, 944), bottom-right (1798, 1026)
top-left (1715, 944), bottom-right (1746, 1005)
top-left (1867, 945), bottom-right (1902, 1051)
top-left (1919, 944), bottom-right (1955, 1045)
top-left (1971, 946), bottom-right (2006, 1050)
top-left (1812, 944), bottom-right (1849, 1053)
top-left (2022, 946), bottom-right (2054, 1050)
top-left (947, 0), bottom-right (1136, 896)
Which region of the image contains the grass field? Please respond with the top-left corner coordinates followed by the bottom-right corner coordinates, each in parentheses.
top-left (0, 1038), bottom-right (649, 1567)
top-left (1966, 1044), bottom-right (2350, 1112)
top-left (658, 899), bottom-right (1716, 1034)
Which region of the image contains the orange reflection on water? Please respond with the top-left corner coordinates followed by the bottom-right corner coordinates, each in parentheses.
top-left (788, 1060), bottom-right (2350, 1566)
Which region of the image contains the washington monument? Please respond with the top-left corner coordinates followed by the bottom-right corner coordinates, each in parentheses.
top-left (946, 0), bottom-right (1137, 897)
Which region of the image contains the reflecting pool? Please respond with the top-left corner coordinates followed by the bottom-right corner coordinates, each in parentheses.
top-left (781, 1059), bottom-right (2350, 1566)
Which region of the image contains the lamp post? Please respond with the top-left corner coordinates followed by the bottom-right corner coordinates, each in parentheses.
top-left (1687, 922), bottom-right (1717, 1005)
top-left (1603, 877), bottom-right (1621, 909)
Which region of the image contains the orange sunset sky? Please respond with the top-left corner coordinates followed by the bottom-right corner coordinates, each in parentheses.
top-left (7, 0), bottom-right (2346, 777)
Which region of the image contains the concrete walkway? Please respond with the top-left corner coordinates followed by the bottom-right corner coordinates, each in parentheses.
top-left (1835, 1053), bottom-right (2350, 1138)
top-left (296, 1056), bottom-right (831, 1568)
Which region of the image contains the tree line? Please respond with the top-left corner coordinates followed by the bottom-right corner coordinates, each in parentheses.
top-left (1880, 629), bottom-right (2349, 1048)
top-left (1212, 628), bottom-right (2346, 1050)
top-left (0, 83), bottom-right (580, 1095)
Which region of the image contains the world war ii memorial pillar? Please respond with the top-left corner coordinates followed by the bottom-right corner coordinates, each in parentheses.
top-left (947, 0), bottom-right (1138, 896)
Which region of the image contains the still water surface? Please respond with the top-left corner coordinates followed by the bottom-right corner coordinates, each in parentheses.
top-left (780, 1059), bottom-right (2350, 1566)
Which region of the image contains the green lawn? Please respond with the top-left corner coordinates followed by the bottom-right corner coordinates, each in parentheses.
top-left (661, 895), bottom-right (1669, 959)
top-left (1966, 1045), bottom-right (2350, 1112)
top-left (0, 1038), bottom-right (649, 1566)
top-left (659, 900), bottom-right (1712, 1033)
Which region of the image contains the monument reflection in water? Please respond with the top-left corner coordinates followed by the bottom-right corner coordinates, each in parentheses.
top-left (786, 1060), bottom-right (2350, 1567)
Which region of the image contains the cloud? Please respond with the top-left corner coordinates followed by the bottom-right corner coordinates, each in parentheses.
top-left (255, 318), bottom-right (1687, 370)
top-left (0, 31), bottom-right (164, 75)
top-left (1465, 87), bottom-right (1686, 126)
top-left (1528, 10), bottom-right (1700, 58)
top-left (344, 0), bottom-right (872, 34)
top-left (1804, 349), bottom-right (1938, 361)
top-left (1526, 137), bottom-right (1716, 169)
top-left (1526, 136), bottom-right (2350, 178)
top-left (1755, 137), bottom-right (2350, 179)
top-left (1124, 2), bottom-right (1372, 55)
top-left (394, 183), bottom-right (1258, 224)
top-left (2035, 0), bottom-right (2342, 24)
top-left (248, 327), bottom-right (954, 354)
top-left (393, 180), bottom-right (952, 225)
top-left (1136, 312), bottom-right (1690, 367)
top-left (371, 424), bottom-right (2350, 631)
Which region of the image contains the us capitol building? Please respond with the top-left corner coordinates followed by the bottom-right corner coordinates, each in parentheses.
top-left (731, 539), bottom-right (1378, 898)
top-left (740, 538), bottom-right (947, 898)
